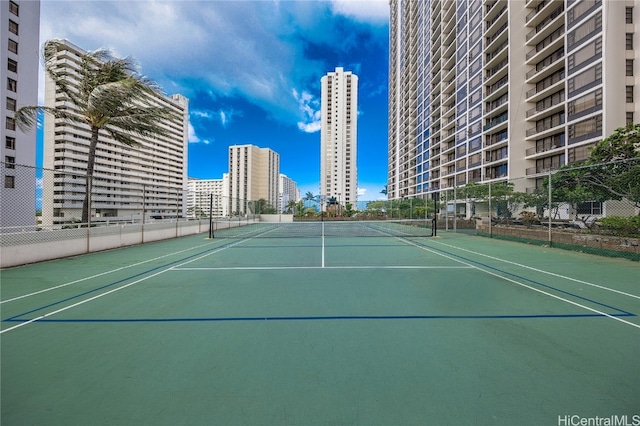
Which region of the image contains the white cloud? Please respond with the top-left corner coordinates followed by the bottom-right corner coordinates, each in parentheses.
top-left (330, 0), bottom-right (389, 23)
top-left (357, 187), bottom-right (368, 197)
top-left (293, 89), bottom-right (321, 133)
top-left (192, 108), bottom-right (240, 128)
top-left (188, 121), bottom-right (201, 144)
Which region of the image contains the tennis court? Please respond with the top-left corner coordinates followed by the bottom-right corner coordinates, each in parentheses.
top-left (1, 221), bottom-right (639, 425)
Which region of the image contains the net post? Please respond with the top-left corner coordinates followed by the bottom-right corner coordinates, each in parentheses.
top-left (209, 193), bottom-right (214, 239)
top-left (431, 192), bottom-right (438, 237)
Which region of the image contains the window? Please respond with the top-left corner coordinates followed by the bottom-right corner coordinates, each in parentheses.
top-left (568, 63), bottom-right (602, 96)
top-left (6, 136), bottom-right (16, 149)
top-left (568, 115), bottom-right (602, 143)
top-left (8, 39), bottom-right (18, 54)
top-left (568, 0), bottom-right (599, 27)
top-left (568, 12), bottom-right (602, 50)
top-left (9, 1), bottom-right (18, 16)
top-left (627, 112), bottom-right (634, 125)
top-left (577, 201), bottom-right (602, 215)
top-left (627, 59), bottom-right (635, 76)
top-left (568, 38), bottom-right (602, 72)
top-left (5, 175), bottom-right (15, 189)
top-left (9, 20), bottom-right (18, 35)
top-left (6, 117), bottom-right (16, 131)
top-left (568, 143), bottom-right (595, 163)
top-left (626, 33), bottom-right (633, 50)
top-left (626, 86), bottom-right (634, 103)
top-left (626, 7), bottom-right (633, 24)
top-left (8, 58), bottom-right (17, 73)
top-left (568, 89), bottom-right (602, 119)
top-left (6, 97), bottom-right (16, 111)
top-left (5, 156), bottom-right (15, 169)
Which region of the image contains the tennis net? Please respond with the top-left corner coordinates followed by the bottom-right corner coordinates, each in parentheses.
top-left (212, 219), bottom-right (432, 239)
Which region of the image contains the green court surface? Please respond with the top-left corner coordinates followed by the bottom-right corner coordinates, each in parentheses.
top-left (1, 226), bottom-right (639, 426)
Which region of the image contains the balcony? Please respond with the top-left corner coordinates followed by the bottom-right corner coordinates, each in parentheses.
top-left (526, 4), bottom-right (564, 44)
top-left (483, 113), bottom-right (508, 131)
top-left (525, 26), bottom-right (564, 63)
top-left (485, 75), bottom-right (508, 99)
top-left (526, 69), bottom-right (565, 102)
top-left (526, 48), bottom-right (564, 82)
top-left (525, 113), bottom-right (565, 138)
top-left (526, 162), bottom-right (562, 176)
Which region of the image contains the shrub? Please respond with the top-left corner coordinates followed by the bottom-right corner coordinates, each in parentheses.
top-left (519, 211), bottom-right (538, 228)
top-left (597, 216), bottom-right (640, 237)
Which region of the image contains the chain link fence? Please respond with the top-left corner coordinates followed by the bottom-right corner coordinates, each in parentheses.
top-left (432, 158), bottom-right (640, 260)
top-left (1, 159), bottom-right (638, 262)
top-left (0, 163), bottom-right (260, 266)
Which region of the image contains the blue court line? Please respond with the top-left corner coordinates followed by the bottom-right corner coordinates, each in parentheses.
top-left (414, 240), bottom-right (635, 316)
top-left (3, 312), bottom-right (634, 324)
top-left (2, 240), bottom-right (240, 323)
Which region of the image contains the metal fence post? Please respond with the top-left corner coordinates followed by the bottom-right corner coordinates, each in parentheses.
top-left (548, 170), bottom-right (552, 245)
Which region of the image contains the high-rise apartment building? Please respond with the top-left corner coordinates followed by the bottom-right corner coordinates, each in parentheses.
top-left (278, 174), bottom-right (299, 214)
top-left (228, 144), bottom-right (280, 215)
top-left (388, 0), bottom-right (638, 200)
top-left (1, 0), bottom-right (40, 230)
top-left (41, 40), bottom-right (189, 226)
top-left (187, 175), bottom-right (229, 218)
top-left (320, 67), bottom-right (358, 208)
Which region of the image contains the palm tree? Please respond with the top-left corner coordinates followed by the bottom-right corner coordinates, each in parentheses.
top-left (380, 185), bottom-right (388, 196)
top-left (286, 199), bottom-right (297, 215)
top-left (15, 40), bottom-right (176, 225)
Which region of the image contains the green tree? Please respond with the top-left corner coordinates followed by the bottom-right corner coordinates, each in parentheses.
top-left (285, 200), bottom-right (297, 214)
top-left (580, 124), bottom-right (640, 207)
top-left (547, 125), bottom-right (640, 217)
top-left (15, 40), bottom-right (176, 225)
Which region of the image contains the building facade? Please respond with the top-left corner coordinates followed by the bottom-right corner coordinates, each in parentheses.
top-left (228, 144), bottom-right (280, 215)
top-left (278, 173), bottom-right (299, 214)
top-left (320, 67), bottom-right (358, 208)
top-left (41, 40), bottom-right (188, 226)
top-left (187, 175), bottom-right (229, 218)
top-left (388, 0), bottom-right (638, 201)
top-left (1, 0), bottom-right (39, 230)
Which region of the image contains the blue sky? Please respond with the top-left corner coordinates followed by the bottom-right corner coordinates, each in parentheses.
top-left (38, 0), bottom-right (390, 201)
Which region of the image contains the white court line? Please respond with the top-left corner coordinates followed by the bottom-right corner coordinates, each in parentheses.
top-left (0, 240), bottom-right (221, 304)
top-left (322, 222), bottom-right (325, 268)
top-left (0, 238), bottom-right (249, 334)
top-left (430, 239), bottom-right (640, 300)
top-left (173, 265), bottom-right (472, 271)
top-left (400, 238), bottom-right (640, 330)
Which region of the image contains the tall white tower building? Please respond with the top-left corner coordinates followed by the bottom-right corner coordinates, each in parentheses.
top-left (1, 0), bottom-right (40, 230)
top-left (278, 174), bottom-right (298, 214)
top-left (320, 67), bottom-right (358, 208)
top-left (388, 0), bottom-right (639, 200)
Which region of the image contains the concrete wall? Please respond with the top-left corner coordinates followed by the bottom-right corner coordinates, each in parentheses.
top-left (476, 219), bottom-right (640, 258)
top-left (260, 214), bottom-right (294, 223)
top-left (0, 220), bottom-right (210, 268)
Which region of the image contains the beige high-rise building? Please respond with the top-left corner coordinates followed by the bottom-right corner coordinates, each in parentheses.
top-left (388, 0), bottom-right (638, 200)
top-left (41, 40), bottom-right (189, 226)
top-left (1, 0), bottom-right (40, 230)
top-left (320, 67), bottom-right (358, 208)
top-left (228, 144), bottom-right (280, 215)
